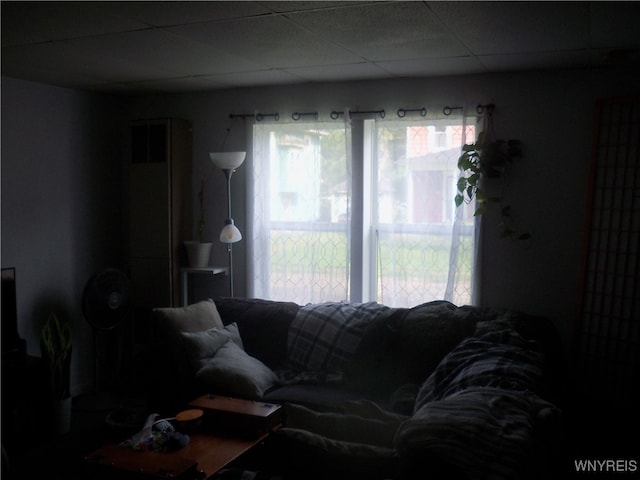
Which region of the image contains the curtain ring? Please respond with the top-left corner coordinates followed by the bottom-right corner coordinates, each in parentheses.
top-left (443, 106), bottom-right (452, 116)
top-left (292, 112), bottom-right (301, 121)
top-left (330, 111), bottom-right (341, 120)
top-left (397, 108), bottom-right (406, 118)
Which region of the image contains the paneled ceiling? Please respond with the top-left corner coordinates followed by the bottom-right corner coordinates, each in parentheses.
top-left (2, 1), bottom-right (639, 95)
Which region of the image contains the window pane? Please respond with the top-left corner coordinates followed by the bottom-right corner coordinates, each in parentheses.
top-left (252, 123), bottom-right (351, 303)
top-left (374, 119), bottom-right (476, 307)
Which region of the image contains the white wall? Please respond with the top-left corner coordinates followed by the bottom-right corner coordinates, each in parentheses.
top-left (1, 77), bottom-right (126, 394)
top-left (126, 65), bottom-right (640, 350)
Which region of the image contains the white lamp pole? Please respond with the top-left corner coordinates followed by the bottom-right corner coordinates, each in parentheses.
top-left (210, 152), bottom-right (246, 297)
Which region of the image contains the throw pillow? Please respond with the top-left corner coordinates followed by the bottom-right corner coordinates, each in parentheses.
top-left (195, 340), bottom-right (278, 400)
top-left (153, 299), bottom-right (225, 378)
top-left (389, 301), bottom-right (478, 387)
top-left (179, 322), bottom-right (243, 371)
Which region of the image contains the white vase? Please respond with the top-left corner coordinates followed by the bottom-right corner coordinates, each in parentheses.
top-left (184, 241), bottom-right (213, 268)
top-left (52, 397), bottom-right (72, 435)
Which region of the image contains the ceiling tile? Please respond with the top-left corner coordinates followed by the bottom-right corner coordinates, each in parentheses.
top-left (289, 2), bottom-right (467, 61)
top-left (169, 15), bottom-right (363, 68)
top-left (114, 1), bottom-right (272, 27)
top-left (118, 76), bottom-right (230, 94)
top-left (478, 50), bottom-right (592, 72)
top-left (285, 61), bottom-right (393, 82)
top-left (2, 42), bottom-right (177, 85)
top-left (70, 29), bottom-right (266, 76)
top-left (201, 68), bottom-right (306, 88)
top-left (428, 1), bottom-right (590, 55)
top-left (590, 2), bottom-right (640, 50)
top-left (259, 1), bottom-right (371, 13)
top-left (1, 1), bottom-right (638, 95)
top-left (377, 55), bottom-right (486, 77)
top-left (0, 2), bottom-right (149, 46)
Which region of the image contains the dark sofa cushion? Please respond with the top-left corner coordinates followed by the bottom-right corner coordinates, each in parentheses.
top-left (264, 383), bottom-right (377, 412)
top-left (213, 297), bottom-right (300, 369)
top-left (346, 301), bottom-right (477, 398)
top-left (271, 427), bottom-right (398, 480)
top-left (282, 402), bottom-right (405, 448)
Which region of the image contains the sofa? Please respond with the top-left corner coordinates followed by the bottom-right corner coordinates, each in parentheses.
top-left (148, 297), bottom-right (566, 480)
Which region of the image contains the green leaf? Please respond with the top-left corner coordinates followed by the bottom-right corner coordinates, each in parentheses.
top-left (468, 173), bottom-right (480, 186)
top-left (458, 155), bottom-right (473, 171)
top-left (466, 185), bottom-right (475, 199)
top-left (474, 206), bottom-right (486, 216)
top-left (455, 194), bottom-right (464, 207)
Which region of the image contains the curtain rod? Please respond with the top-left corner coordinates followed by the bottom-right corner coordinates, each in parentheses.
top-left (330, 109), bottom-right (386, 119)
top-left (397, 107), bottom-right (427, 117)
top-left (229, 104), bottom-right (493, 121)
top-left (229, 112), bottom-right (280, 121)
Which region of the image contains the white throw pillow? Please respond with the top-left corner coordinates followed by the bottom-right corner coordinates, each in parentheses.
top-left (196, 340), bottom-right (278, 400)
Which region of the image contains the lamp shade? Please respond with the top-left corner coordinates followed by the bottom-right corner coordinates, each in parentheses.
top-left (220, 219), bottom-right (242, 243)
top-left (210, 151), bottom-right (246, 170)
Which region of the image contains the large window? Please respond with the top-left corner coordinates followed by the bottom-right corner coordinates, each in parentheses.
top-left (250, 113), bottom-right (477, 307)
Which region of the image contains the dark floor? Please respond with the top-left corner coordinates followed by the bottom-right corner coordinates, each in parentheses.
top-left (2, 392), bottom-right (281, 480)
top-left (2, 391), bottom-right (637, 480)
top-left (2, 393), bottom-right (150, 480)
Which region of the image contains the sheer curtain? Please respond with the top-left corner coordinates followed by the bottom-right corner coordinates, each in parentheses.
top-left (249, 118), bottom-right (352, 303)
top-left (370, 110), bottom-right (478, 306)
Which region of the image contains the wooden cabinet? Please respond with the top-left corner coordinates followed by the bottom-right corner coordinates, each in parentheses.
top-left (128, 118), bottom-right (192, 308)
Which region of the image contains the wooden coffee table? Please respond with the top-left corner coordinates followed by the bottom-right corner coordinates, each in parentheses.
top-left (84, 397), bottom-right (281, 479)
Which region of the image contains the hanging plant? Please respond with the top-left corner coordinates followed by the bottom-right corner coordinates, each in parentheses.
top-left (454, 105), bottom-right (530, 241)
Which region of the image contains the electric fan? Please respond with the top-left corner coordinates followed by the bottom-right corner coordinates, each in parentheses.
top-left (82, 268), bottom-right (131, 331)
top-left (79, 268), bottom-right (132, 410)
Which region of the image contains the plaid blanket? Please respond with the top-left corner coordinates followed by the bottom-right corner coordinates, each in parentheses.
top-left (398, 387), bottom-right (561, 480)
top-left (401, 328), bottom-right (560, 480)
top-left (284, 301), bottom-right (389, 376)
top-left (415, 328), bottom-right (545, 412)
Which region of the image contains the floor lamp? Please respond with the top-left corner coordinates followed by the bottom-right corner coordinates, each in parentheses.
top-left (209, 151), bottom-right (245, 297)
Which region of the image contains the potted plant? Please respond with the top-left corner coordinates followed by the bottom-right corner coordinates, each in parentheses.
top-left (454, 108), bottom-right (530, 241)
top-left (41, 312), bottom-right (72, 434)
top-left (184, 178), bottom-right (213, 267)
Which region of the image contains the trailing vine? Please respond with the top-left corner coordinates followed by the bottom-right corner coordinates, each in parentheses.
top-left (455, 105), bottom-right (530, 241)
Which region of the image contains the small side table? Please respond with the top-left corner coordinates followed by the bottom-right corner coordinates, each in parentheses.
top-left (180, 266), bottom-right (227, 306)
